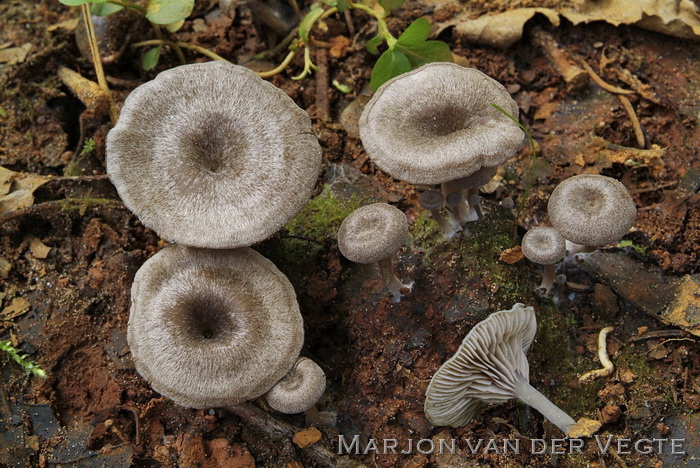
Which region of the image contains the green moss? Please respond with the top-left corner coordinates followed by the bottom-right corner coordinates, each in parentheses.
top-left (409, 210), bottom-right (445, 259)
top-left (284, 185), bottom-right (362, 243)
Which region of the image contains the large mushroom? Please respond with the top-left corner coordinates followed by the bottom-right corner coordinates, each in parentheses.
top-left (424, 304), bottom-right (577, 435)
top-left (128, 245), bottom-right (304, 408)
top-left (547, 175), bottom-right (637, 255)
top-left (337, 203), bottom-right (413, 302)
top-left (359, 63), bottom-right (522, 214)
top-left (107, 61), bottom-right (322, 249)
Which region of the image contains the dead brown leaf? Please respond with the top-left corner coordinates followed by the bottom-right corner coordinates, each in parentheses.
top-left (292, 426), bottom-right (322, 448)
top-left (499, 246), bottom-right (524, 264)
top-left (26, 236), bottom-right (52, 259)
top-left (1, 297), bottom-right (30, 320)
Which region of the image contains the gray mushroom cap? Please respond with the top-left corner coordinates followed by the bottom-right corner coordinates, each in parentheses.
top-left (266, 357), bottom-right (326, 414)
top-left (359, 63), bottom-right (524, 185)
top-left (419, 190), bottom-right (445, 211)
top-left (424, 303), bottom-right (536, 427)
top-left (521, 227), bottom-right (566, 265)
top-left (127, 245), bottom-right (304, 409)
top-left (547, 175), bottom-right (637, 247)
top-left (337, 203), bottom-right (408, 264)
top-left (107, 61), bottom-right (322, 248)
top-left (453, 165), bottom-right (499, 190)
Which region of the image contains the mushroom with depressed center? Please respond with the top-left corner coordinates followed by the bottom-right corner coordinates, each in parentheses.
top-left (128, 244), bottom-right (304, 408)
top-left (521, 227), bottom-right (567, 295)
top-left (424, 304), bottom-right (577, 435)
top-left (359, 62), bottom-right (523, 215)
top-left (337, 203), bottom-right (413, 302)
top-left (547, 175), bottom-right (636, 256)
top-left (107, 61), bottom-right (322, 249)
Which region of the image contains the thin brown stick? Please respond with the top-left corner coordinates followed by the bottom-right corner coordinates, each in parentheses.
top-left (618, 95), bottom-right (645, 148)
top-left (81, 4), bottom-right (118, 125)
top-left (315, 47), bottom-right (329, 120)
top-left (579, 60), bottom-right (635, 95)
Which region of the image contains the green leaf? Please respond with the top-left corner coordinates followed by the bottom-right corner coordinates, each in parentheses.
top-left (336, 0), bottom-right (350, 13)
top-left (395, 40), bottom-right (452, 68)
top-left (299, 6), bottom-right (325, 43)
top-left (365, 32), bottom-right (384, 55)
top-left (146, 0), bottom-right (194, 25)
top-left (370, 49), bottom-right (410, 91)
top-left (92, 2), bottom-right (124, 15)
top-left (165, 18), bottom-right (186, 32)
top-left (142, 46), bottom-right (162, 71)
top-left (378, 0), bottom-right (404, 15)
top-left (397, 17), bottom-right (430, 45)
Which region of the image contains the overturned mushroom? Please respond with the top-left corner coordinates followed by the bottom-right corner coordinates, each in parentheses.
top-left (266, 357), bottom-right (326, 414)
top-left (337, 203), bottom-right (413, 302)
top-left (359, 63), bottom-right (523, 186)
top-left (547, 175), bottom-right (636, 255)
top-left (419, 190), bottom-right (461, 239)
top-left (128, 245), bottom-right (304, 408)
top-left (425, 304), bottom-right (577, 435)
top-left (521, 227), bottom-right (567, 295)
top-left (107, 61), bottom-right (322, 249)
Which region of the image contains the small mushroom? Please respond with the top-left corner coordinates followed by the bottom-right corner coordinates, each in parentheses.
top-left (424, 303), bottom-right (577, 435)
top-left (128, 245), bottom-right (304, 409)
top-left (359, 63), bottom-right (523, 186)
top-left (453, 165), bottom-right (499, 221)
top-left (337, 203), bottom-right (413, 302)
top-left (107, 61), bottom-right (322, 249)
top-left (266, 357), bottom-right (326, 415)
top-left (547, 175), bottom-right (636, 255)
top-left (521, 227), bottom-right (567, 294)
top-left (418, 190), bottom-right (461, 239)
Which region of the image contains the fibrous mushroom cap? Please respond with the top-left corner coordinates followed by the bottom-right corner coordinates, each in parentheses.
top-left (266, 357), bottom-right (326, 414)
top-left (419, 190), bottom-right (445, 211)
top-left (127, 245), bottom-right (304, 409)
top-left (424, 303), bottom-right (536, 427)
top-left (107, 61), bottom-right (322, 248)
top-left (521, 227), bottom-right (566, 265)
top-left (547, 175), bottom-right (636, 247)
top-left (337, 203), bottom-right (408, 264)
top-left (359, 63), bottom-right (523, 185)
top-left (453, 165), bottom-right (499, 190)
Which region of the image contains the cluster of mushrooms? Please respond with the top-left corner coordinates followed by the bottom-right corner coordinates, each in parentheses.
top-left (106, 59), bottom-right (637, 439)
top-left (107, 61), bottom-right (328, 416)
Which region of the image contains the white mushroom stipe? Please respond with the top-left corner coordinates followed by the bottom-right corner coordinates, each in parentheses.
top-left (444, 188), bottom-right (468, 225)
top-left (127, 245), bottom-right (304, 408)
top-left (419, 190), bottom-right (461, 239)
top-left (107, 61), bottom-right (322, 248)
top-left (425, 304), bottom-right (576, 435)
top-left (337, 203), bottom-right (412, 302)
top-left (359, 63), bottom-right (524, 185)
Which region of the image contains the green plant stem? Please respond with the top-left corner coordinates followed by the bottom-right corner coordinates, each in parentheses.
top-left (152, 23), bottom-right (186, 65)
top-left (107, 0), bottom-right (146, 14)
top-left (348, 3), bottom-right (395, 46)
top-left (81, 4), bottom-right (118, 125)
top-left (1, 340), bottom-right (47, 378)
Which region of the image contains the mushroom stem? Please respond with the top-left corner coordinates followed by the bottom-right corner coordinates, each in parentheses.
top-left (465, 188), bottom-right (482, 221)
top-left (442, 182), bottom-right (469, 224)
top-left (514, 378), bottom-right (576, 435)
top-left (431, 209), bottom-right (462, 239)
top-left (304, 405), bottom-right (337, 427)
top-left (539, 263), bottom-right (556, 294)
top-left (565, 241), bottom-right (597, 257)
top-left (377, 256), bottom-right (413, 303)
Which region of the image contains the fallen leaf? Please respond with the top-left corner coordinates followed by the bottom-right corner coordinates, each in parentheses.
top-left (1, 297), bottom-right (30, 320)
top-left (456, 8), bottom-right (560, 49)
top-left (499, 246), bottom-right (524, 264)
top-left (0, 43), bottom-right (32, 65)
top-left (0, 166), bottom-right (14, 196)
top-left (26, 236), bottom-right (52, 259)
top-left (0, 168), bottom-right (52, 216)
top-left (0, 190), bottom-right (34, 215)
top-left (292, 426), bottom-right (322, 448)
top-left (47, 18), bottom-right (80, 32)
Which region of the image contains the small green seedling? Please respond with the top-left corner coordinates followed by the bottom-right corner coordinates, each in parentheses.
top-left (1, 340), bottom-right (47, 378)
top-left (81, 137), bottom-right (96, 155)
top-left (617, 240), bottom-right (646, 255)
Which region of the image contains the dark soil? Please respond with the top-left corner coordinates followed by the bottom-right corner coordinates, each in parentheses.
top-left (1, 1), bottom-right (698, 467)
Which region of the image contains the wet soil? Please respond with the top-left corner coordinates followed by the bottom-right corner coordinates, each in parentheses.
top-left (1, 1), bottom-right (698, 467)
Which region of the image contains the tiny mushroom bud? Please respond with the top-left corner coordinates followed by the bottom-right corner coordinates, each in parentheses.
top-left (521, 227), bottom-right (567, 294)
top-left (107, 61), bottom-right (322, 249)
top-left (419, 190), bottom-right (461, 239)
top-left (547, 175), bottom-right (636, 255)
top-left (337, 203), bottom-right (413, 302)
top-left (266, 357), bottom-right (326, 415)
top-left (128, 245), bottom-right (304, 409)
top-left (425, 304), bottom-right (577, 435)
top-left (359, 63), bottom-right (523, 186)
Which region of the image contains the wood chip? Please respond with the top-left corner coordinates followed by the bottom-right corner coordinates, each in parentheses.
top-left (499, 246), bottom-right (524, 264)
top-left (26, 236), bottom-right (52, 259)
top-left (292, 427), bottom-right (322, 448)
